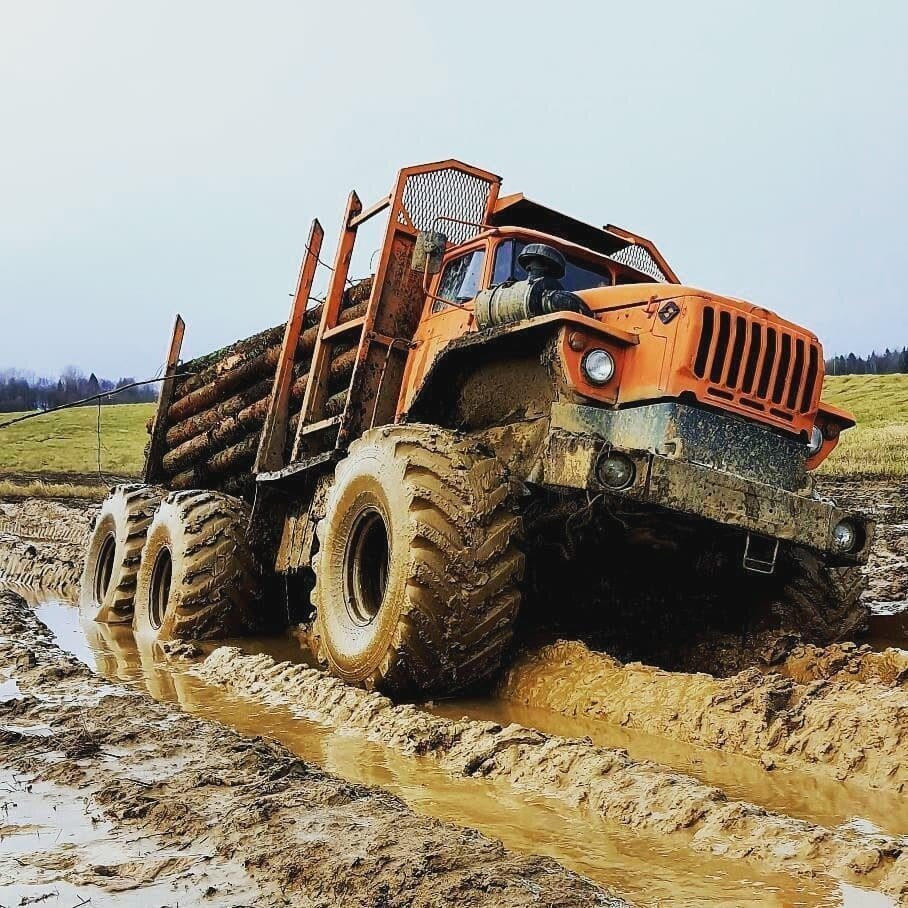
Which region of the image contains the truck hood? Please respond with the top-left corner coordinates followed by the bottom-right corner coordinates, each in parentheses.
top-left (575, 283), bottom-right (819, 343)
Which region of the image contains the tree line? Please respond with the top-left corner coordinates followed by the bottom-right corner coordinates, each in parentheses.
top-left (825, 348), bottom-right (908, 376)
top-left (0, 367), bottom-right (157, 413)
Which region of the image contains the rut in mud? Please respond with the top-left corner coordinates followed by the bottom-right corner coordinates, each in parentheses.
top-left (496, 638), bottom-right (908, 793)
top-left (0, 590), bottom-right (622, 907)
top-left (193, 644), bottom-right (908, 900)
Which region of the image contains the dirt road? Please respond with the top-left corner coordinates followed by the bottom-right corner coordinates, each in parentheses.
top-left (1, 483), bottom-right (907, 906)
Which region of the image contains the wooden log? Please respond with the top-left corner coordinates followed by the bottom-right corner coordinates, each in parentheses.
top-left (208, 435), bottom-right (259, 475)
top-left (172, 322), bottom-right (286, 399)
top-left (160, 349), bottom-right (357, 477)
top-left (166, 301), bottom-right (366, 425)
top-left (171, 277), bottom-right (372, 400)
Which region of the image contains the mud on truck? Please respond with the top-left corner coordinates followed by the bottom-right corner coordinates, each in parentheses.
top-left (80, 159), bottom-right (875, 694)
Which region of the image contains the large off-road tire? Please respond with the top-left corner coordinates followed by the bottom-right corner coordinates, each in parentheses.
top-left (311, 424), bottom-right (523, 697)
top-left (133, 490), bottom-right (261, 641)
top-left (79, 484), bottom-right (164, 624)
top-left (768, 546), bottom-right (869, 644)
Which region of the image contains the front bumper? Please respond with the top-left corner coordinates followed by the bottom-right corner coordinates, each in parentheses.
top-left (541, 405), bottom-right (874, 564)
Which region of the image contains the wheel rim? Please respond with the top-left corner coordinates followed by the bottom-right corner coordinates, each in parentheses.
top-left (94, 533), bottom-right (117, 604)
top-left (149, 547), bottom-right (172, 630)
top-left (343, 507), bottom-right (389, 627)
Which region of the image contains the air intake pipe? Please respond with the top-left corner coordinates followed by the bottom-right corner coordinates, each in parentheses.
top-left (474, 244), bottom-right (591, 330)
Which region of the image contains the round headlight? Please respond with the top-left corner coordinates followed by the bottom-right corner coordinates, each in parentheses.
top-left (832, 519), bottom-right (858, 553)
top-left (807, 424), bottom-right (823, 457)
top-left (581, 349), bottom-right (615, 385)
top-left (597, 453), bottom-right (636, 490)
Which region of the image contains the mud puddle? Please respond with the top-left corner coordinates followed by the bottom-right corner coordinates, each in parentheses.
top-left (30, 597), bottom-right (883, 908)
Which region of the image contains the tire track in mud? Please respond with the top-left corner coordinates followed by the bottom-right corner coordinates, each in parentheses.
top-left (0, 591), bottom-right (624, 907)
top-left (0, 500), bottom-right (92, 594)
top-left (774, 642), bottom-right (908, 686)
top-left (496, 640), bottom-right (908, 794)
top-left (193, 646), bottom-right (908, 901)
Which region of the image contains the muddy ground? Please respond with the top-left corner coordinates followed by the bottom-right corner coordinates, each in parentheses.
top-left (1, 478), bottom-right (907, 906)
top-left (0, 590), bottom-right (622, 907)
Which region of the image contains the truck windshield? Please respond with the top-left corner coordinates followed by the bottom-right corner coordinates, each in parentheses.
top-left (492, 239), bottom-right (613, 291)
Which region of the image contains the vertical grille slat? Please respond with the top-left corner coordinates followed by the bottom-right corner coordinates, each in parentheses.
top-left (801, 344), bottom-right (820, 413)
top-left (725, 315), bottom-right (747, 388)
top-left (694, 307), bottom-right (714, 378)
top-left (772, 333), bottom-right (793, 404)
top-left (757, 328), bottom-right (778, 398)
top-left (741, 322), bottom-right (763, 393)
top-left (693, 305), bottom-right (818, 421)
top-left (786, 339), bottom-right (806, 410)
top-left (710, 311), bottom-right (732, 383)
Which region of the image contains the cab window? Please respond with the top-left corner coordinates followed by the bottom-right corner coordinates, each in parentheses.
top-left (434, 249), bottom-right (485, 312)
top-left (492, 239), bottom-right (612, 291)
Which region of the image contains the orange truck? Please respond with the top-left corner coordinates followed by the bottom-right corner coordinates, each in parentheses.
top-left (80, 160), bottom-right (874, 694)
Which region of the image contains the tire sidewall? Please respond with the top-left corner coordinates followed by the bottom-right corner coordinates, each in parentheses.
top-left (133, 504), bottom-right (180, 641)
top-left (315, 445), bottom-right (410, 683)
top-left (79, 509), bottom-right (128, 623)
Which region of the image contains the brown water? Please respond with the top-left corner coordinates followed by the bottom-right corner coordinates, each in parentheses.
top-left (30, 597), bottom-right (900, 908)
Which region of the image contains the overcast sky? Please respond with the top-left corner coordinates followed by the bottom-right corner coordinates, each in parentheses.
top-left (1, 1), bottom-right (905, 379)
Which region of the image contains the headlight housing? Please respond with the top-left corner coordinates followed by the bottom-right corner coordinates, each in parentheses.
top-left (832, 519), bottom-right (858, 553)
top-left (807, 424), bottom-right (823, 457)
top-left (581, 348), bottom-right (615, 385)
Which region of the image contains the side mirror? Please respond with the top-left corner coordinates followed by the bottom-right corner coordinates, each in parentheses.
top-left (411, 230), bottom-right (447, 275)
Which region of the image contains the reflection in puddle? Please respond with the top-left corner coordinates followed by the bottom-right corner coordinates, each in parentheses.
top-left (32, 598), bottom-right (898, 908)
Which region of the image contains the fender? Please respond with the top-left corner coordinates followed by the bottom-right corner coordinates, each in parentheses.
top-left (402, 311), bottom-right (637, 427)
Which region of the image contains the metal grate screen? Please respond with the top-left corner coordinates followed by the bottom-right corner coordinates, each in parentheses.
top-left (401, 167), bottom-right (496, 246)
top-left (606, 244), bottom-right (670, 282)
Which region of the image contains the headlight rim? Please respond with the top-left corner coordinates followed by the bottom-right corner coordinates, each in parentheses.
top-left (581, 348), bottom-right (616, 386)
top-left (807, 424), bottom-right (824, 457)
top-left (831, 518), bottom-right (859, 553)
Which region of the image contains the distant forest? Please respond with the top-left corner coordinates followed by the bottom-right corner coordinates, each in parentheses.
top-left (825, 348), bottom-right (908, 376)
top-left (0, 368), bottom-right (157, 413)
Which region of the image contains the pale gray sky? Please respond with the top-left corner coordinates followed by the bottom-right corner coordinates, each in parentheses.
top-left (1, 1), bottom-right (905, 379)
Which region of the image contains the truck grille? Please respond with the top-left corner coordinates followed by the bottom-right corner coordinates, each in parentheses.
top-left (692, 306), bottom-right (820, 420)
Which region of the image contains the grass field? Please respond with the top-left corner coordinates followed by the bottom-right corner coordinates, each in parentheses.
top-left (820, 373), bottom-right (908, 478)
top-left (0, 403), bottom-right (155, 497)
top-left (0, 376), bottom-right (904, 497)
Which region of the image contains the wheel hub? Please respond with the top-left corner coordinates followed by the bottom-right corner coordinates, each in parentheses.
top-left (149, 546), bottom-right (172, 630)
top-left (343, 507), bottom-right (389, 627)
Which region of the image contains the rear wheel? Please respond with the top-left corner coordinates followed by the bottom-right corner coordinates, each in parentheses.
top-left (311, 425), bottom-right (523, 696)
top-left (133, 490), bottom-right (261, 640)
top-left (79, 484), bottom-right (163, 623)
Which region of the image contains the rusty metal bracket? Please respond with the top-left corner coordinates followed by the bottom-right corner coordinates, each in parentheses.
top-left (144, 313), bottom-right (185, 483)
top-left (255, 218), bottom-right (324, 474)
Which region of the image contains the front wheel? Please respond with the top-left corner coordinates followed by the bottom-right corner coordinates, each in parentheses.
top-left (311, 425), bottom-right (523, 697)
top-left (767, 546), bottom-right (869, 644)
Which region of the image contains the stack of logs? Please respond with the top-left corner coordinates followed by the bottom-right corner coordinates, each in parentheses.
top-left (146, 278), bottom-right (372, 499)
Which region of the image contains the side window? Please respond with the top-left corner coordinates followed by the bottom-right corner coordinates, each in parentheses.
top-left (492, 239), bottom-right (518, 286)
top-left (434, 249), bottom-right (485, 312)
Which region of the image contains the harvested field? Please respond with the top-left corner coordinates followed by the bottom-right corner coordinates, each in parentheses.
top-left (1, 481), bottom-right (907, 905)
